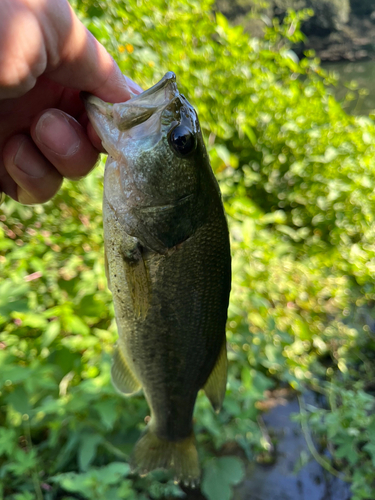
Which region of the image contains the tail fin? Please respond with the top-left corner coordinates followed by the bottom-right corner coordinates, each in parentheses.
top-left (132, 427), bottom-right (200, 487)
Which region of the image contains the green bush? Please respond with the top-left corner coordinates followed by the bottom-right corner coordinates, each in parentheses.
top-left (1, 1), bottom-right (375, 499)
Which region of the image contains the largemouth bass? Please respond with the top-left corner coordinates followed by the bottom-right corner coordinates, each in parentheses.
top-left (83, 72), bottom-right (231, 486)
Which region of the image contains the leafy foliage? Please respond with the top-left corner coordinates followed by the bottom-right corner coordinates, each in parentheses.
top-left (202, 457), bottom-right (245, 500)
top-left (1, 0), bottom-right (375, 499)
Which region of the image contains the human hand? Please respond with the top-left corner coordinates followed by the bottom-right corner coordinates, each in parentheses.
top-left (0, 0), bottom-right (141, 205)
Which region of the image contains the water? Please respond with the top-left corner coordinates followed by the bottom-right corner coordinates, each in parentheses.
top-left (234, 393), bottom-right (351, 500)
top-left (323, 59), bottom-right (375, 115)
top-left (181, 392), bottom-right (351, 500)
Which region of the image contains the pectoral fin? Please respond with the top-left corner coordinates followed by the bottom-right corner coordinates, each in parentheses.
top-left (121, 238), bottom-right (151, 319)
top-left (111, 344), bottom-right (142, 395)
top-left (126, 258), bottom-right (151, 318)
top-left (203, 341), bottom-right (228, 412)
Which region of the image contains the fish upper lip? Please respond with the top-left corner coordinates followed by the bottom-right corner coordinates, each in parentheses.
top-left (82, 72), bottom-right (180, 132)
top-left (129, 71), bottom-right (177, 102)
top-left (82, 71), bottom-right (178, 114)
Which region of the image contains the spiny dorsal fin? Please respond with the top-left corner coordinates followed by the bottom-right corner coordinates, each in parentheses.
top-left (111, 344), bottom-right (142, 395)
top-left (203, 341), bottom-right (228, 412)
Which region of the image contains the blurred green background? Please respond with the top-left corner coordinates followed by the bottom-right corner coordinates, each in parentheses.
top-left (1, 0), bottom-right (375, 499)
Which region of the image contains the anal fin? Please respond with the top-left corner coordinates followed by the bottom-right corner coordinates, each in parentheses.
top-left (111, 344), bottom-right (142, 396)
top-left (203, 341), bottom-right (228, 412)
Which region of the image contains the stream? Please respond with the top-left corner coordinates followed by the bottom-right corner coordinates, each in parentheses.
top-left (233, 392), bottom-right (351, 500)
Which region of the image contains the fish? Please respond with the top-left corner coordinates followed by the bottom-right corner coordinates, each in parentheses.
top-left (83, 72), bottom-right (231, 486)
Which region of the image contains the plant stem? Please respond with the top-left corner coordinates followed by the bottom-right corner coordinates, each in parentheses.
top-left (102, 439), bottom-right (129, 461)
top-left (23, 416), bottom-right (44, 500)
top-left (297, 393), bottom-right (350, 482)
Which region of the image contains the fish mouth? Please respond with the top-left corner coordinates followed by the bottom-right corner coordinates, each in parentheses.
top-left (128, 71), bottom-right (178, 105)
top-left (82, 72), bottom-right (180, 134)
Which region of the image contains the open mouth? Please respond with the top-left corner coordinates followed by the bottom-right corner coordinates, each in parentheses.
top-left (82, 72), bottom-right (180, 132)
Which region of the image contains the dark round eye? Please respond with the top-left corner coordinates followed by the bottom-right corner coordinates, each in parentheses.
top-left (169, 125), bottom-right (196, 157)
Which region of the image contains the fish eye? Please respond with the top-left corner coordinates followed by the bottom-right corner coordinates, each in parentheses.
top-left (169, 124), bottom-right (196, 157)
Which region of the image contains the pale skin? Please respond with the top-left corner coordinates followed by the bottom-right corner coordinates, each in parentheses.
top-left (0, 0), bottom-right (142, 204)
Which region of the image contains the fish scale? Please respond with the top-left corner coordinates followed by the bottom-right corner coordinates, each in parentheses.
top-left (83, 72), bottom-right (231, 485)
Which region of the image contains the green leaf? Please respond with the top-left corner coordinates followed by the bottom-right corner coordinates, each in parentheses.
top-left (52, 462), bottom-right (130, 498)
top-left (77, 295), bottom-right (106, 318)
top-left (0, 427), bottom-right (17, 456)
top-left (52, 472), bottom-right (88, 498)
top-left (15, 312), bottom-right (47, 329)
top-left (363, 441), bottom-right (375, 467)
top-left (242, 124), bottom-right (257, 145)
top-left (63, 315), bottom-right (90, 335)
top-left (78, 433), bottom-right (103, 471)
top-left (335, 435), bottom-right (358, 466)
top-left (7, 449), bottom-right (37, 475)
top-left (53, 432), bottom-right (81, 472)
top-left (97, 462), bottom-right (131, 484)
top-left (41, 320), bottom-right (61, 348)
top-left (202, 457), bottom-right (245, 500)
top-left (13, 493), bottom-right (35, 500)
top-left (94, 399), bottom-right (118, 430)
top-left (0, 282), bottom-right (29, 317)
top-left (5, 386), bottom-right (31, 415)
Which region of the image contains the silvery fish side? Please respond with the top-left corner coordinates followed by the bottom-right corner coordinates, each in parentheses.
top-left (83, 72), bottom-right (231, 486)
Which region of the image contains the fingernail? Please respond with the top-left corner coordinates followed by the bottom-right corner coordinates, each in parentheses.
top-left (14, 138), bottom-right (47, 177)
top-left (35, 110), bottom-right (81, 156)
